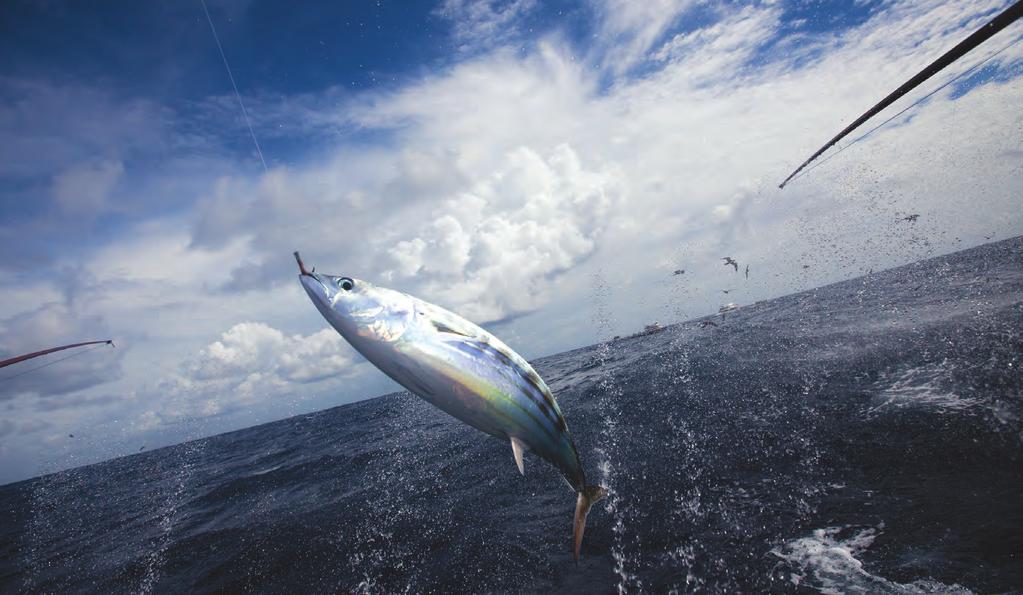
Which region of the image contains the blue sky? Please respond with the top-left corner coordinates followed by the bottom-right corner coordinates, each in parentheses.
top-left (2, 1), bottom-right (445, 98)
top-left (0, 0), bottom-right (1020, 484)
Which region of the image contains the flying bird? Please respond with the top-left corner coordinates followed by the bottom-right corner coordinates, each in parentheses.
top-left (672, 269), bottom-right (685, 276)
top-left (723, 257), bottom-right (738, 272)
top-left (721, 289), bottom-right (735, 294)
top-left (295, 252), bottom-right (606, 560)
top-left (902, 214), bottom-right (920, 223)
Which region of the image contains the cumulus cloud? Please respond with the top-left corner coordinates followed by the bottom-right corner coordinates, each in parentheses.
top-left (187, 322), bottom-right (354, 384)
top-left (133, 322), bottom-right (363, 429)
top-left (384, 144), bottom-right (621, 321)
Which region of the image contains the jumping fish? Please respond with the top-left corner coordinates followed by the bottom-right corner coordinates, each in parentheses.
top-left (294, 252), bottom-right (606, 560)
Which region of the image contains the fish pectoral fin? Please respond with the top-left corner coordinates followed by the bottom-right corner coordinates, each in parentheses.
top-left (510, 437), bottom-right (528, 475)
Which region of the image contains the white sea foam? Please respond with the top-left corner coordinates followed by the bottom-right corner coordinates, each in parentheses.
top-left (771, 525), bottom-right (971, 594)
top-left (868, 360), bottom-right (978, 416)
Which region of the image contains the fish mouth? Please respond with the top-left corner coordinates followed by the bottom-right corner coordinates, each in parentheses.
top-left (295, 251), bottom-right (331, 305)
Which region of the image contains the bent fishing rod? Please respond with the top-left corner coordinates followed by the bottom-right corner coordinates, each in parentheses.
top-left (0, 340), bottom-right (114, 370)
top-left (780, 0), bottom-right (1023, 189)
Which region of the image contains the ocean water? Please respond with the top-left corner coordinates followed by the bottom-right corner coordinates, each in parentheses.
top-left (1, 238), bottom-right (1021, 593)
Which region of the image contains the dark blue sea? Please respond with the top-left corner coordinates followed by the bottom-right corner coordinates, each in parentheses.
top-left (1, 238), bottom-right (1021, 593)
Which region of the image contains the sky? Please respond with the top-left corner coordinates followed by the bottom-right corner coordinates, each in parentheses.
top-left (0, 0), bottom-right (1020, 485)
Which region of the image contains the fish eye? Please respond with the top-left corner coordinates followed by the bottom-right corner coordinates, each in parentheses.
top-left (337, 277), bottom-right (354, 291)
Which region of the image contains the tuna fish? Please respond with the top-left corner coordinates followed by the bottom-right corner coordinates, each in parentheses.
top-left (294, 252), bottom-right (605, 560)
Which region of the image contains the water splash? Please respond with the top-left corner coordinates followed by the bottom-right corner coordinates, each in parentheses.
top-left (590, 271), bottom-right (642, 593)
top-left (138, 438), bottom-right (207, 593)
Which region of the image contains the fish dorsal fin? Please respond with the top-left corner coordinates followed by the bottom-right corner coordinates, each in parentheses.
top-left (510, 437), bottom-right (528, 475)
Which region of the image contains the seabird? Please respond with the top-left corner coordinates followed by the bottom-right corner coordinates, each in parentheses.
top-left (745, 265), bottom-right (750, 279)
top-left (902, 214), bottom-right (920, 223)
top-left (673, 269), bottom-right (685, 276)
top-left (722, 257), bottom-right (738, 272)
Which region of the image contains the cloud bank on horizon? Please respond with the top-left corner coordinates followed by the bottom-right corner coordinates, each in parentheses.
top-left (0, 0), bottom-right (1020, 483)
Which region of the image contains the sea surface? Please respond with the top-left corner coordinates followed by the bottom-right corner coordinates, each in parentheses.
top-left (1, 238), bottom-right (1021, 593)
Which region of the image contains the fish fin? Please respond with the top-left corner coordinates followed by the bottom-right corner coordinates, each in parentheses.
top-left (572, 485), bottom-right (607, 561)
top-left (510, 437), bottom-right (528, 475)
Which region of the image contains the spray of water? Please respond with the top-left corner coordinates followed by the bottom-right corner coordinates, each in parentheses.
top-left (138, 438), bottom-right (208, 593)
top-left (654, 244), bottom-right (709, 591)
top-left (590, 271), bottom-right (641, 593)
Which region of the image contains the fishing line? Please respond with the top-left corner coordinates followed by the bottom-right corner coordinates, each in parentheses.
top-left (199, 0), bottom-right (268, 172)
top-left (785, 33), bottom-right (1022, 187)
top-left (1, 343), bottom-right (111, 381)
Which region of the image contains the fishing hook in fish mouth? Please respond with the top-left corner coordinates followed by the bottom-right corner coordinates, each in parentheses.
top-left (294, 251), bottom-right (314, 276)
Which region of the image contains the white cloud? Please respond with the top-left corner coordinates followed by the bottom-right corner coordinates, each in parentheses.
top-left (87, 218), bottom-right (252, 285)
top-left (135, 322), bottom-right (363, 429)
top-left (383, 144), bottom-right (621, 321)
top-left (591, 0), bottom-right (698, 74)
top-left (188, 322), bottom-right (354, 384)
top-left (435, 0), bottom-right (538, 52)
top-left (652, 4), bottom-right (783, 80)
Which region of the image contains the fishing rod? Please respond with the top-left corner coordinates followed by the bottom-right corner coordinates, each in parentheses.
top-left (0, 340), bottom-right (114, 370)
top-left (779, 0), bottom-right (1023, 189)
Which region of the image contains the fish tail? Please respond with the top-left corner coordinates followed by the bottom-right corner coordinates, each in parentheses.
top-left (572, 484), bottom-right (607, 561)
